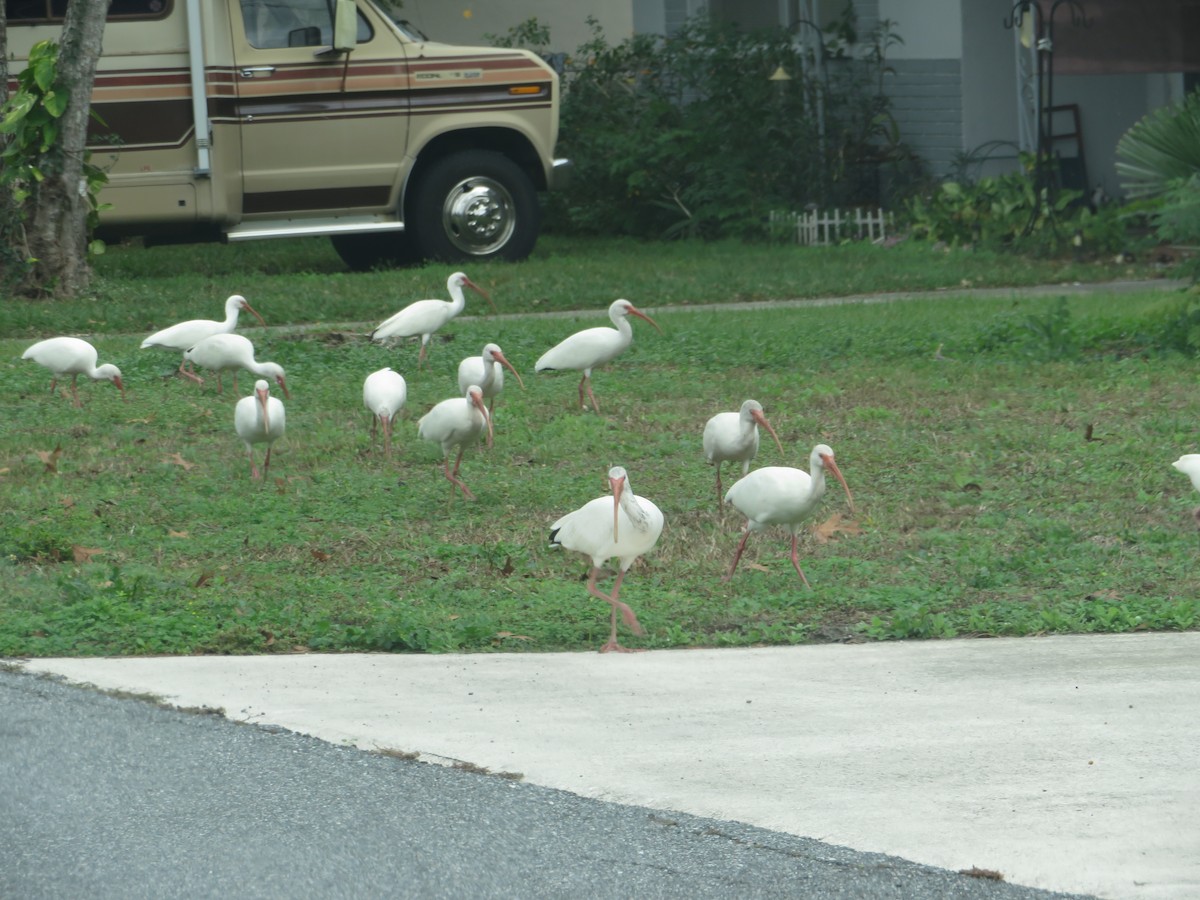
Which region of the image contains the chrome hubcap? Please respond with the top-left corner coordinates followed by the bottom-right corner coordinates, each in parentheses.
top-left (442, 176), bottom-right (516, 255)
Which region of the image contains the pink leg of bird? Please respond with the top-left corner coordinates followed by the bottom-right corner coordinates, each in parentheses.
top-left (178, 358), bottom-right (204, 385)
top-left (417, 341), bottom-right (428, 371)
top-left (442, 448), bottom-right (475, 500)
top-left (69, 374), bottom-right (82, 408)
top-left (247, 449), bottom-right (260, 479)
top-left (789, 532), bottom-right (813, 589)
top-left (576, 374), bottom-right (601, 414)
top-left (382, 416), bottom-right (393, 458)
top-left (262, 446), bottom-right (273, 480)
top-left (586, 568), bottom-right (643, 653)
top-left (714, 466), bottom-right (724, 511)
top-left (723, 528), bottom-right (754, 582)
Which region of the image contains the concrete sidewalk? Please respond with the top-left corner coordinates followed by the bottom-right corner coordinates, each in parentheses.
top-left (19, 632), bottom-right (1200, 900)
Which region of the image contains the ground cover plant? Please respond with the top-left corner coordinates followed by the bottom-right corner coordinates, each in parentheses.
top-left (2, 236), bottom-right (1198, 657)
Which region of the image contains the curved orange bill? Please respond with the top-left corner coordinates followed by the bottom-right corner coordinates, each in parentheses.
top-left (752, 409), bottom-right (785, 457)
top-left (627, 305), bottom-right (662, 334)
top-left (465, 277), bottom-right (497, 313)
top-left (471, 390), bottom-right (494, 447)
top-left (244, 302), bottom-right (267, 327)
top-left (113, 376), bottom-right (126, 401)
top-left (276, 374), bottom-right (291, 399)
top-left (821, 453), bottom-right (854, 516)
top-left (494, 351), bottom-right (525, 389)
top-left (610, 474), bottom-right (625, 542)
top-left (257, 385), bottom-right (271, 433)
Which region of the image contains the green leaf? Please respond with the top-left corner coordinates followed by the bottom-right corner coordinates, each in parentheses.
top-left (43, 91), bottom-right (68, 118)
top-left (33, 57), bottom-right (57, 93)
top-left (0, 93), bottom-right (37, 133)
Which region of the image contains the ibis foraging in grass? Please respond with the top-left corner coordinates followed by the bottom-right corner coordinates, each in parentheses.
top-left (184, 333), bottom-right (288, 397)
top-left (1172, 454), bottom-right (1200, 526)
top-left (369, 272), bottom-right (494, 369)
top-left (234, 379), bottom-right (286, 479)
top-left (21, 337), bottom-right (125, 407)
top-left (534, 299), bottom-right (661, 413)
top-left (702, 399), bottom-right (785, 509)
top-left (457, 342), bottom-right (524, 413)
top-left (723, 444), bottom-right (854, 588)
top-left (549, 466), bottom-right (664, 653)
top-left (363, 367), bottom-right (408, 457)
top-left (417, 384), bottom-right (493, 500)
top-left (141, 294), bottom-right (265, 384)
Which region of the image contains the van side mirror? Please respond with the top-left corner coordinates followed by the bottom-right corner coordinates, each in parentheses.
top-left (333, 0), bottom-right (358, 52)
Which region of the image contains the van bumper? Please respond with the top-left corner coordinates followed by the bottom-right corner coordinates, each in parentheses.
top-left (549, 158), bottom-right (572, 191)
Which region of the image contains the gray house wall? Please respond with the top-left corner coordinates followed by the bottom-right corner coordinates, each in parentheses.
top-left (887, 59), bottom-right (964, 179)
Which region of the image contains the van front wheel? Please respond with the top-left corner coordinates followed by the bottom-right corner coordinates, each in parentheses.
top-left (410, 150), bottom-right (540, 263)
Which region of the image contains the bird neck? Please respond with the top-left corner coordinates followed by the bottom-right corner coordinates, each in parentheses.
top-left (448, 286), bottom-right (467, 314)
top-left (618, 488), bottom-right (651, 531)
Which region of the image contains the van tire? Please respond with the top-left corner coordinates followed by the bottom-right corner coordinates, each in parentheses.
top-left (409, 150), bottom-right (539, 263)
top-left (330, 232), bottom-right (420, 272)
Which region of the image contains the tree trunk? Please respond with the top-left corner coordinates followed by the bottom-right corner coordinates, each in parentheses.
top-left (24, 0), bottom-right (108, 298)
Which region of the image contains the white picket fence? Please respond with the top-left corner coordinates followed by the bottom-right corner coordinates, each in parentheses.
top-left (770, 207), bottom-right (894, 246)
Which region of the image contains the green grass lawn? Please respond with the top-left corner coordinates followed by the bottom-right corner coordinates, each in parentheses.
top-left (2, 236), bottom-right (1198, 657)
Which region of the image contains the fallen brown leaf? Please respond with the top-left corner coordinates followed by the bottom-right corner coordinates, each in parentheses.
top-left (195, 571), bottom-right (213, 588)
top-left (168, 529), bottom-right (189, 538)
top-left (36, 445), bottom-right (63, 473)
top-left (60, 496), bottom-right (76, 508)
top-left (163, 452), bottom-right (196, 470)
top-left (311, 549), bottom-right (330, 562)
top-left (813, 512), bottom-right (864, 544)
top-left (73, 546), bottom-right (104, 564)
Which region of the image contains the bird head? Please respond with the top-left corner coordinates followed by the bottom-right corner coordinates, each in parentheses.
top-left (613, 300), bottom-right (662, 334)
top-left (467, 385), bottom-right (493, 448)
top-left (487, 344), bottom-right (525, 389)
top-left (746, 401), bottom-right (785, 457)
top-left (261, 362), bottom-right (290, 399)
top-left (455, 273), bottom-right (497, 313)
top-left (255, 379), bottom-right (272, 430)
top-left (814, 444), bottom-right (854, 515)
top-left (608, 466), bottom-right (628, 541)
top-left (232, 294), bottom-right (267, 327)
top-left (97, 364), bottom-right (126, 401)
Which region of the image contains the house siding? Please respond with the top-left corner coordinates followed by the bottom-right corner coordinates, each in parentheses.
top-left (885, 58), bottom-right (963, 178)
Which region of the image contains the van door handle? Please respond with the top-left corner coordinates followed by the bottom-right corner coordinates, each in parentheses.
top-left (240, 66), bottom-right (276, 78)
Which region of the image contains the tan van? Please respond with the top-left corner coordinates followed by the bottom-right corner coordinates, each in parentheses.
top-left (5, 0), bottom-right (570, 269)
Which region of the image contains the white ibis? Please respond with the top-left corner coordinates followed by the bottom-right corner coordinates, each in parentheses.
top-left (363, 367), bottom-right (408, 457)
top-left (702, 399), bottom-right (785, 508)
top-left (1172, 454), bottom-right (1200, 525)
top-left (549, 466), bottom-right (664, 653)
top-left (234, 379), bottom-right (286, 479)
top-left (457, 342), bottom-right (525, 414)
top-left (417, 384), bottom-right (493, 500)
top-left (21, 337), bottom-right (125, 407)
top-left (141, 294), bottom-right (265, 383)
top-left (535, 299), bottom-right (661, 413)
top-left (183, 333), bottom-right (288, 397)
top-left (724, 444), bottom-right (854, 588)
top-left (369, 272), bottom-right (494, 368)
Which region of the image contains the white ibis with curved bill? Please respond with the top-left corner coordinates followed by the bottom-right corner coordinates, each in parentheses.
top-left (417, 384), bottom-right (493, 500)
top-left (141, 294), bottom-right (265, 384)
top-left (363, 367), bottom-right (408, 457)
top-left (723, 444), bottom-right (854, 588)
top-left (184, 333), bottom-right (288, 397)
top-left (702, 399), bottom-right (785, 508)
top-left (535, 299), bottom-right (661, 413)
top-left (1172, 454), bottom-right (1200, 526)
top-left (549, 466), bottom-right (664, 653)
top-left (234, 379), bottom-right (286, 479)
top-left (457, 342), bottom-right (525, 413)
top-left (370, 272), bottom-right (494, 369)
top-left (22, 336), bottom-right (125, 407)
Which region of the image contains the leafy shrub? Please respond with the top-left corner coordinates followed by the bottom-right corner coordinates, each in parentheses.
top-left (497, 15), bottom-right (914, 240)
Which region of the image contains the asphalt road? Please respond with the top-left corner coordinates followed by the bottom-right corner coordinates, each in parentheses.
top-left (1, 670), bottom-right (1093, 900)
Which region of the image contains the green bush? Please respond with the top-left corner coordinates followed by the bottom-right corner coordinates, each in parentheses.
top-left (497, 15), bottom-right (914, 240)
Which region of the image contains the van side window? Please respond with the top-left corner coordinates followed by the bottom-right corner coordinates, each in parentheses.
top-left (5, 0), bottom-right (170, 22)
top-left (240, 0), bottom-right (372, 50)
